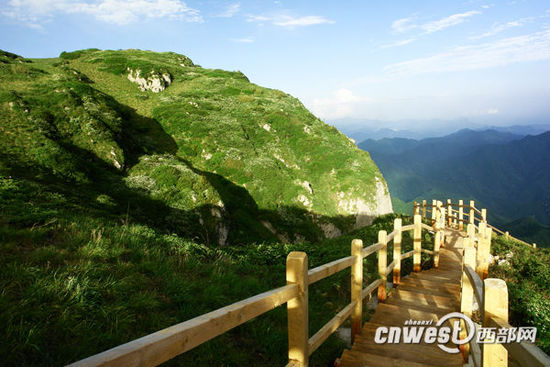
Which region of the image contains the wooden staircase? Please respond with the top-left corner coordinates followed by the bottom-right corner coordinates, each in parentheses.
top-left (340, 228), bottom-right (465, 367)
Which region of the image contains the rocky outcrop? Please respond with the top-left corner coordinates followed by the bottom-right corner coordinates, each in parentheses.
top-left (337, 177), bottom-right (393, 228)
top-left (127, 68), bottom-right (172, 93)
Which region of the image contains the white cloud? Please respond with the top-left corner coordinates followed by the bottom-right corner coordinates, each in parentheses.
top-left (247, 14), bottom-right (334, 28)
top-left (392, 17), bottom-right (417, 33)
top-left (312, 89), bottom-right (372, 119)
top-left (391, 10), bottom-right (481, 35)
top-left (421, 10), bottom-right (481, 33)
top-left (384, 30), bottom-right (550, 77)
top-left (2, 0), bottom-right (202, 26)
top-left (487, 108), bottom-right (499, 114)
top-left (381, 38), bottom-right (415, 49)
top-left (470, 18), bottom-right (531, 39)
top-left (217, 3), bottom-right (240, 18)
top-left (230, 37), bottom-right (254, 43)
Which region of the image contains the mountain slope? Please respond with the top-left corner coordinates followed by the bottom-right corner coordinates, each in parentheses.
top-left (1, 48), bottom-right (392, 246)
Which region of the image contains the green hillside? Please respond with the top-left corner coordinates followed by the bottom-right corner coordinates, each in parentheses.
top-left (0, 49), bottom-right (392, 366)
top-left (1, 48), bottom-right (391, 246)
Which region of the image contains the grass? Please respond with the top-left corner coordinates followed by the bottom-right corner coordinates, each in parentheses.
top-left (489, 235), bottom-right (550, 354)
top-left (0, 176), bottom-right (423, 366)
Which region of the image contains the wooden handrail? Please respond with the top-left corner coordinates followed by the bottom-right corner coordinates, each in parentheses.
top-left (67, 284), bottom-right (299, 367)
top-left (464, 265), bottom-right (483, 307)
top-left (459, 213), bottom-right (548, 367)
top-left (68, 200), bottom-right (457, 367)
top-left (421, 223), bottom-right (433, 231)
top-left (362, 279), bottom-right (383, 300)
top-left (362, 242), bottom-right (384, 258)
top-left (308, 256), bottom-right (354, 285)
top-left (401, 250), bottom-right (414, 259)
top-left (308, 301), bottom-right (355, 356)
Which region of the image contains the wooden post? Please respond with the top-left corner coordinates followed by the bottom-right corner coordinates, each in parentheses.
top-left (447, 199), bottom-right (452, 227)
top-left (414, 201), bottom-right (419, 215)
top-left (378, 230), bottom-right (387, 302)
top-left (482, 279), bottom-right (508, 367)
top-left (533, 243), bottom-right (537, 249)
top-left (393, 218), bottom-right (402, 285)
top-left (459, 199), bottom-right (464, 230)
top-left (482, 208), bottom-right (487, 223)
top-left (469, 200), bottom-right (475, 224)
top-left (434, 229), bottom-right (441, 268)
top-left (431, 199), bottom-right (437, 220)
top-left (286, 252), bottom-right (309, 367)
top-left (467, 224), bottom-right (475, 246)
top-left (477, 225), bottom-right (491, 280)
top-left (413, 214), bottom-right (422, 272)
top-left (422, 200), bottom-right (427, 218)
top-left (351, 239), bottom-right (363, 345)
top-left (461, 245), bottom-right (476, 317)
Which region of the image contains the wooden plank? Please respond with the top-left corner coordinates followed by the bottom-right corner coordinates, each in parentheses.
top-left (421, 223), bottom-right (433, 231)
top-left (307, 256), bottom-right (353, 285)
top-left (362, 279), bottom-right (382, 300)
top-left (401, 224), bottom-right (415, 232)
top-left (362, 242), bottom-right (384, 258)
top-left (386, 230), bottom-right (397, 243)
top-left (464, 265), bottom-right (483, 307)
top-left (308, 301), bottom-right (354, 355)
top-left (68, 283), bottom-right (299, 367)
top-left (401, 250), bottom-right (414, 259)
top-left (422, 248), bottom-right (434, 255)
top-left (385, 259), bottom-right (395, 277)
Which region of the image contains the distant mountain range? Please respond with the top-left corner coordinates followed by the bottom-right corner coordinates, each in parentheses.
top-left (333, 117), bottom-right (550, 141)
top-left (358, 128), bottom-right (550, 247)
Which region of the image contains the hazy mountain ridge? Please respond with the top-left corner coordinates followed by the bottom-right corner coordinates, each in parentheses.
top-left (358, 129), bottom-right (550, 246)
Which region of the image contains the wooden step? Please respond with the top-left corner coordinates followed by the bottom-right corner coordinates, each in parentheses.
top-left (385, 293), bottom-right (456, 314)
top-left (395, 283), bottom-right (460, 301)
top-left (349, 334), bottom-right (463, 366)
top-left (367, 303), bottom-right (447, 325)
top-left (387, 289), bottom-right (458, 311)
top-left (398, 278), bottom-right (461, 294)
top-left (340, 349), bottom-right (435, 367)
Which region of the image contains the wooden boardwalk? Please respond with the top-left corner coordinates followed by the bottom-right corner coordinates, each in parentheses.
top-left (340, 228), bottom-right (466, 367)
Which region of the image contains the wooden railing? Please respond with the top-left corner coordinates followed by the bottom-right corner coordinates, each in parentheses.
top-left (414, 199), bottom-right (538, 248)
top-left (68, 215), bottom-right (438, 367)
top-left (459, 222), bottom-right (550, 367)
top-left (416, 198), bottom-right (550, 367)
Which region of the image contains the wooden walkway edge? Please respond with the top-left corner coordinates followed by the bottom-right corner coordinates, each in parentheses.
top-left (340, 228), bottom-right (466, 367)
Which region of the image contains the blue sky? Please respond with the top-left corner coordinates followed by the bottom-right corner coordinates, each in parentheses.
top-left (2, 0), bottom-right (550, 130)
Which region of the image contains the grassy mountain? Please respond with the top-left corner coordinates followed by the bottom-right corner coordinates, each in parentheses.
top-left (1, 48), bottom-right (391, 246)
top-left (0, 48), bottom-right (392, 366)
top-left (358, 129), bottom-right (550, 247)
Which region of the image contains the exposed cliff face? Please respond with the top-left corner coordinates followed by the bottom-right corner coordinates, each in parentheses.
top-left (1, 48), bottom-right (392, 245)
top-left (127, 68), bottom-right (172, 93)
